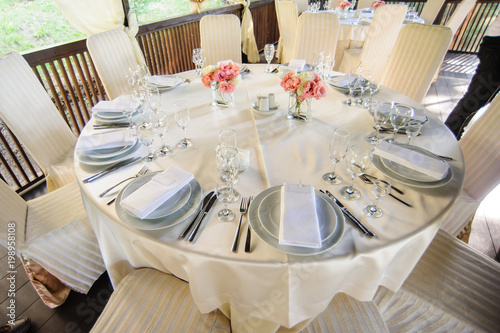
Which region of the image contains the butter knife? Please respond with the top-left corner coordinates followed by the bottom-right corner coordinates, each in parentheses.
top-left (325, 190), bottom-right (377, 238)
top-left (82, 157), bottom-right (141, 183)
top-left (179, 191), bottom-right (214, 239)
top-left (188, 194), bottom-right (218, 242)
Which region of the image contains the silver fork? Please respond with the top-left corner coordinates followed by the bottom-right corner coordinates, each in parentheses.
top-left (244, 196), bottom-right (254, 253)
top-left (99, 166), bottom-right (148, 198)
top-left (231, 197), bottom-right (249, 253)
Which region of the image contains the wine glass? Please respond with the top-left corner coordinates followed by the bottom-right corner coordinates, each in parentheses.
top-left (363, 180), bottom-right (391, 218)
top-left (366, 76), bottom-right (380, 108)
top-left (313, 51), bottom-right (324, 77)
top-left (147, 87), bottom-right (161, 114)
top-left (121, 96), bottom-right (142, 129)
top-left (405, 120), bottom-right (422, 145)
top-left (192, 48), bottom-right (205, 76)
top-left (149, 111), bottom-right (173, 156)
top-left (359, 70), bottom-right (374, 107)
top-left (322, 128), bottom-right (351, 185)
top-left (366, 101), bottom-right (392, 145)
top-left (344, 68), bottom-right (361, 106)
top-left (215, 147), bottom-right (240, 202)
top-left (136, 124), bottom-right (156, 162)
top-left (174, 100), bottom-right (193, 149)
top-left (219, 129), bottom-right (237, 149)
top-left (388, 104), bottom-right (414, 143)
top-left (216, 183), bottom-right (235, 222)
top-left (339, 144), bottom-right (373, 201)
top-left (264, 44), bottom-right (275, 73)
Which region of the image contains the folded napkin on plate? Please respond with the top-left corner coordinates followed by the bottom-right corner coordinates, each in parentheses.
top-left (75, 129), bottom-right (136, 152)
top-left (288, 59), bottom-right (306, 71)
top-left (120, 166), bottom-right (194, 219)
top-left (279, 183), bottom-right (321, 248)
top-left (374, 141), bottom-right (449, 180)
top-left (92, 100), bottom-right (128, 114)
top-left (237, 149), bottom-right (250, 172)
top-left (148, 75), bottom-right (183, 87)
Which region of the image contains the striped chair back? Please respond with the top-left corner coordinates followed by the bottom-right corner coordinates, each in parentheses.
top-left (293, 0), bottom-right (309, 14)
top-left (379, 23), bottom-right (453, 104)
top-left (200, 14), bottom-right (242, 66)
top-left (445, 0), bottom-right (476, 35)
top-left (459, 92), bottom-right (500, 202)
top-left (87, 29), bottom-right (139, 100)
top-left (357, 0), bottom-right (374, 9)
top-left (293, 12), bottom-right (341, 65)
top-left (0, 180), bottom-right (28, 250)
top-left (0, 52), bottom-right (77, 182)
top-left (419, 0), bottom-right (446, 24)
top-left (277, 1), bottom-right (299, 64)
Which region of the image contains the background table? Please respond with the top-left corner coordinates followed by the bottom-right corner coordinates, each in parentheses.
top-left (75, 64), bottom-right (464, 332)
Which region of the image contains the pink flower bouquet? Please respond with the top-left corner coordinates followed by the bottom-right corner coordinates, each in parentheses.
top-left (337, 1), bottom-right (351, 9)
top-left (281, 71), bottom-right (327, 119)
top-left (202, 61), bottom-right (241, 93)
top-left (371, 0), bottom-right (385, 8)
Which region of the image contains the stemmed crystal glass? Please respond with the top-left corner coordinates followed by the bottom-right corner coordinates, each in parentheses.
top-left (264, 44), bottom-right (275, 73)
top-left (405, 120), bottom-right (422, 145)
top-left (192, 48), bottom-right (205, 76)
top-left (366, 101), bottom-right (392, 145)
top-left (121, 95), bottom-right (142, 129)
top-left (216, 183), bottom-right (235, 222)
top-left (388, 104), bottom-right (413, 143)
top-left (219, 129), bottom-right (237, 149)
top-left (313, 51), bottom-right (324, 77)
top-left (149, 111), bottom-right (173, 156)
top-left (344, 68), bottom-right (361, 106)
top-left (147, 87), bottom-right (161, 114)
top-left (322, 128), bottom-right (351, 185)
top-left (359, 70), bottom-right (374, 107)
top-left (339, 144), bottom-right (373, 201)
top-left (363, 180), bottom-right (391, 218)
top-left (174, 100), bottom-right (193, 149)
top-left (136, 124), bottom-right (156, 162)
top-left (215, 147), bottom-right (240, 202)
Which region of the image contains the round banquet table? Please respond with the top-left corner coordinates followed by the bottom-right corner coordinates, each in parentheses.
top-left (75, 64), bottom-right (464, 332)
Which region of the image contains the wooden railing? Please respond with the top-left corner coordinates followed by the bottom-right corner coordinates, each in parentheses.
top-left (0, 0), bottom-right (277, 193)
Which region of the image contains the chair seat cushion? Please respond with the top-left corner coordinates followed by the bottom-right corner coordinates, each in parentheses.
top-left (90, 268), bottom-right (231, 332)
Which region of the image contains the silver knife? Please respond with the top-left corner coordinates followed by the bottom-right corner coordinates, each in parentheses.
top-left (188, 194), bottom-right (218, 242)
top-left (82, 157), bottom-right (141, 183)
top-left (179, 191), bottom-right (214, 239)
top-left (325, 190), bottom-right (377, 238)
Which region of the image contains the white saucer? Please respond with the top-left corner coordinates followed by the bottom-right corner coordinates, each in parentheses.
top-left (252, 102), bottom-right (279, 116)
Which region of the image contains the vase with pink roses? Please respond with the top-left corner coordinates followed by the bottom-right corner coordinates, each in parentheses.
top-left (202, 61), bottom-right (241, 107)
top-left (280, 71), bottom-right (328, 122)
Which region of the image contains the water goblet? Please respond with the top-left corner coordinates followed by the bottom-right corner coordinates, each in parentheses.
top-left (344, 68), bottom-right (361, 106)
top-left (365, 101), bottom-right (392, 145)
top-left (174, 100), bottom-right (193, 149)
top-left (215, 147), bottom-right (240, 202)
top-left (136, 124), bottom-right (156, 162)
top-left (339, 144), bottom-right (373, 201)
top-left (359, 70), bottom-right (374, 107)
top-left (192, 48), bottom-right (205, 76)
top-left (219, 128), bottom-right (237, 149)
top-left (216, 183), bottom-right (235, 222)
top-left (389, 104), bottom-right (413, 143)
top-left (149, 111), bottom-right (173, 156)
top-left (405, 120), bottom-right (422, 145)
top-left (322, 128), bottom-right (351, 185)
top-left (264, 44), bottom-right (275, 73)
top-left (121, 96), bottom-right (141, 129)
top-left (313, 51), bottom-right (324, 77)
top-left (147, 87), bottom-right (161, 114)
top-left (323, 53), bottom-right (335, 80)
top-left (363, 180), bottom-right (391, 218)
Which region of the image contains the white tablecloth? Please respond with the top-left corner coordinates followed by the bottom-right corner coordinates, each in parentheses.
top-left (75, 64), bottom-right (464, 331)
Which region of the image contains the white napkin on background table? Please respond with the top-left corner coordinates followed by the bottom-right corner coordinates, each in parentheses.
top-left (374, 141), bottom-right (449, 180)
top-left (92, 100), bottom-right (128, 114)
top-left (75, 129), bottom-right (136, 152)
top-left (120, 166), bottom-right (194, 219)
top-left (279, 183), bottom-right (321, 248)
top-left (148, 75), bottom-right (183, 87)
top-left (288, 59), bottom-right (306, 71)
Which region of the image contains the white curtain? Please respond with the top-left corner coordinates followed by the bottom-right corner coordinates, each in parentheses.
top-left (233, 0), bottom-right (260, 63)
top-left (53, 0), bottom-right (145, 64)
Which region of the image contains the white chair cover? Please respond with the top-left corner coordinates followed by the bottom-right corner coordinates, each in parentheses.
top-left (374, 230), bottom-right (500, 332)
top-left (91, 268), bottom-right (231, 332)
top-left (379, 23), bottom-right (453, 104)
top-left (0, 52), bottom-right (77, 191)
top-left (440, 92), bottom-right (500, 235)
top-left (293, 0), bottom-right (309, 14)
top-left (445, 0), bottom-right (476, 34)
top-left (419, 0), bottom-right (446, 24)
top-left (303, 293), bottom-right (389, 332)
top-left (87, 29), bottom-right (139, 100)
top-left (200, 14), bottom-right (242, 66)
top-left (293, 12), bottom-right (341, 65)
top-left (277, 1), bottom-right (299, 64)
top-left (357, 0), bottom-right (374, 9)
top-left (338, 4), bottom-right (408, 81)
top-left (0, 180), bottom-right (105, 294)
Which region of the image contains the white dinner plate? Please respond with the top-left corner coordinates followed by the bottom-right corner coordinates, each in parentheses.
top-left (373, 144), bottom-right (452, 188)
top-left (116, 172), bottom-right (203, 230)
top-left (248, 186), bottom-right (345, 256)
top-left (76, 139), bottom-right (141, 166)
top-left (327, 75), bottom-right (379, 94)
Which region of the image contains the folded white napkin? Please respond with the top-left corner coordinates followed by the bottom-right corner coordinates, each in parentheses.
top-left (120, 166), bottom-right (194, 219)
top-left (237, 149), bottom-right (250, 172)
top-left (148, 75), bottom-right (183, 87)
top-left (279, 183), bottom-right (322, 248)
top-left (92, 100), bottom-right (129, 114)
top-left (75, 129), bottom-right (136, 152)
top-left (288, 59), bottom-right (306, 71)
top-left (374, 141), bottom-right (449, 180)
